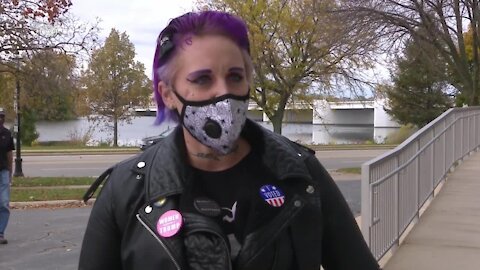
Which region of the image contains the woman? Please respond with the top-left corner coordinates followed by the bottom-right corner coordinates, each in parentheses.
top-left (79, 10), bottom-right (379, 270)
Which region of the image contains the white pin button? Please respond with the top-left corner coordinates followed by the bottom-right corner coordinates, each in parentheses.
top-left (306, 185), bottom-right (315, 194)
top-left (145, 205), bottom-right (153, 214)
top-left (137, 161), bottom-right (146, 168)
top-left (297, 153), bottom-right (302, 157)
top-left (136, 174), bottom-right (142, 180)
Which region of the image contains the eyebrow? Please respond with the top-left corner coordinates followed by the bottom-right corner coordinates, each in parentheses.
top-left (229, 67), bottom-right (245, 73)
top-left (186, 67), bottom-right (246, 81)
top-left (187, 69), bottom-right (211, 81)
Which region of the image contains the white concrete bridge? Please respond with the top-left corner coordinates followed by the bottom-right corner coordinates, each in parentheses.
top-left (135, 98), bottom-right (399, 129)
top-left (246, 99), bottom-right (399, 129)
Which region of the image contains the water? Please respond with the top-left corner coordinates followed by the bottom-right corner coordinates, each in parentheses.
top-left (25, 116), bottom-right (397, 146)
top-left (34, 117), bottom-right (171, 146)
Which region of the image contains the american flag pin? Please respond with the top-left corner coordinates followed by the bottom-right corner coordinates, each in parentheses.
top-left (259, 184), bottom-right (285, 207)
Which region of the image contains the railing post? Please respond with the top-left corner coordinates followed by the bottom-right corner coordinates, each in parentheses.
top-left (477, 113), bottom-right (480, 150)
top-left (477, 112), bottom-right (480, 150)
top-left (443, 119), bottom-right (446, 178)
top-left (361, 163), bottom-right (371, 248)
top-left (467, 111), bottom-right (471, 154)
top-left (469, 111), bottom-right (473, 153)
top-left (395, 156), bottom-right (400, 248)
top-left (432, 129), bottom-right (436, 197)
top-left (415, 140), bottom-right (420, 222)
top-left (461, 111), bottom-right (464, 158)
top-left (475, 112), bottom-right (478, 150)
top-left (451, 112), bottom-right (456, 172)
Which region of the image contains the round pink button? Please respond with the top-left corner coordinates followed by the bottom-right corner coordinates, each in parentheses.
top-left (157, 210), bottom-right (183, 238)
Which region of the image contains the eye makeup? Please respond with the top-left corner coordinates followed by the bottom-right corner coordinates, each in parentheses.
top-left (229, 67), bottom-right (245, 74)
top-left (186, 67), bottom-right (246, 84)
top-left (186, 69), bottom-right (212, 83)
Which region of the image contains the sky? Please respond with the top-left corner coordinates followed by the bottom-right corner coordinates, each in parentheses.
top-left (68, 0), bottom-right (388, 95)
top-left (70, 0), bottom-right (196, 78)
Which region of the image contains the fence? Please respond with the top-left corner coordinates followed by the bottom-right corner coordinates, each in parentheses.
top-left (361, 107), bottom-right (480, 261)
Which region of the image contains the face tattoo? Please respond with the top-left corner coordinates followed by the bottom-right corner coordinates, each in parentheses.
top-left (173, 90), bottom-right (249, 154)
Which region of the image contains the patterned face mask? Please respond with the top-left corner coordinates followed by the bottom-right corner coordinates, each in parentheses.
top-left (173, 90), bottom-right (249, 154)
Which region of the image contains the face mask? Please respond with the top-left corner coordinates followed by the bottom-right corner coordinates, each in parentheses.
top-left (173, 90), bottom-right (249, 154)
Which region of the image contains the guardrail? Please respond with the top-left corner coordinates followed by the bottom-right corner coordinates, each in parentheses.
top-left (361, 107), bottom-right (480, 261)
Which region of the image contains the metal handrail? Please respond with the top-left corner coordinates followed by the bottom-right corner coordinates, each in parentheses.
top-left (361, 107), bottom-right (480, 261)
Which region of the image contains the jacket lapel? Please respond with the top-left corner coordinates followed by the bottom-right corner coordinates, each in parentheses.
top-left (130, 126), bottom-right (191, 203)
top-left (136, 196), bottom-right (187, 270)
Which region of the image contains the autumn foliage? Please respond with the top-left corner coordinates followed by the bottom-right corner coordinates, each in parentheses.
top-left (5, 0), bottom-right (72, 22)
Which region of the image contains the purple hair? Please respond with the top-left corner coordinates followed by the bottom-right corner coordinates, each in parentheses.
top-left (152, 10), bottom-right (251, 125)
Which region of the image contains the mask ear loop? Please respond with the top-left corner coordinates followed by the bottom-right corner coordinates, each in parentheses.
top-left (170, 87), bottom-right (188, 126)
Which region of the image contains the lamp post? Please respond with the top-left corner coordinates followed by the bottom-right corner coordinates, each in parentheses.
top-left (13, 56), bottom-right (23, 177)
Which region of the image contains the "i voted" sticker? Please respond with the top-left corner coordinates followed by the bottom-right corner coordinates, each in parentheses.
top-left (259, 184), bottom-right (285, 207)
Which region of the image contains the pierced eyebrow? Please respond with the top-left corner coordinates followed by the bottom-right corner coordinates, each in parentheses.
top-left (187, 69), bottom-right (212, 81)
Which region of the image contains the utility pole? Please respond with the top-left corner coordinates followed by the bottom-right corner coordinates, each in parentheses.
top-left (13, 56), bottom-right (23, 177)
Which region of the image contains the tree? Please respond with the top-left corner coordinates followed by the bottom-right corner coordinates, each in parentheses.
top-left (0, 66), bottom-right (38, 145)
top-left (342, 0), bottom-right (480, 106)
top-left (0, 72), bottom-right (15, 117)
top-left (198, 0), bottom-right (379, 133)
top-left (1, 0), bottom-right (98, 72)
top-left (20, 108), bottom-right (39, 146)
top-left (82, 29), bottom-right (152, 147)
top-left (1, 0), bottom-right (97, 146)
top-left (383, 38), bottom-right (452, 127)
top-left (21, 50), bottom-right (78, 120)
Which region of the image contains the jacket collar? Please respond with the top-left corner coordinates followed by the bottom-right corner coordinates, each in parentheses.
top-left (131, 119), bottom-right (312, 202)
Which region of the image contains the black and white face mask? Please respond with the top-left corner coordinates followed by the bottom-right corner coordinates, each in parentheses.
top-left (173, 90), bottom-right (249, 154)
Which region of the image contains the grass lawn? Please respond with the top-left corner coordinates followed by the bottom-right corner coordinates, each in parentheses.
top-left (12, 177), bottom-right (95, 187)
top-left (335, 167), bottom-right (361, 174)
top-left (10, 177), bottom-right (99, 202)
top-left (10, 188), bottom-right (97, 202)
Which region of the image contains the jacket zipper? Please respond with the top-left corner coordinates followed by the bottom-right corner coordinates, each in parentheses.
top-left (187, 228), bottom-right (233, 270)
top-left (136, 214), bottom-right (182, 270)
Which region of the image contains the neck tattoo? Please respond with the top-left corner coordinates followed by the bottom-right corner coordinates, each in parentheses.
top-left (190, 145), bottom-right (239, 161)
top-left (192, 152), bottom-right (221, 161)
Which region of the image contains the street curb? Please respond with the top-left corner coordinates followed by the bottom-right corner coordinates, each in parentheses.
top-left (11, 199), bottom-right (95, 209)
top-left (21, 150), bottom-right (140, 156)
top-left (12, 185), bottom-right (92, 190)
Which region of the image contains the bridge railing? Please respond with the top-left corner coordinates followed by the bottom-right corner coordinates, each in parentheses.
top-left (361, 107), bottom-right (480, 261)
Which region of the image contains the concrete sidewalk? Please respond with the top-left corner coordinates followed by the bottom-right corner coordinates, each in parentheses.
top-left (384, 151), bottom-right (480, 270)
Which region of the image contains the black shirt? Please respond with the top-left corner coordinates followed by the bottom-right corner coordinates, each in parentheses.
top-left (182, 150), bottom-right (289, 244)
top-left (0, 126), bottom-right (14, 171)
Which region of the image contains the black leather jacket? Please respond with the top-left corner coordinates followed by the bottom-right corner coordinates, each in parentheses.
top-left (79, 120), bottom-right (379, 270)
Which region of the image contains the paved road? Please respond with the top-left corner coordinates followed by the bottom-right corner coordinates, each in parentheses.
top-left (336, 179), bottom-right (361, 215)
top-left (21, 154), bottom-right (133, 177)
top-left (315, 149), bottom-right (388, 170)
top-left (19, 149), bottom-right (389, 177)
top-left (0, 207), bottom-right (91, 270)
